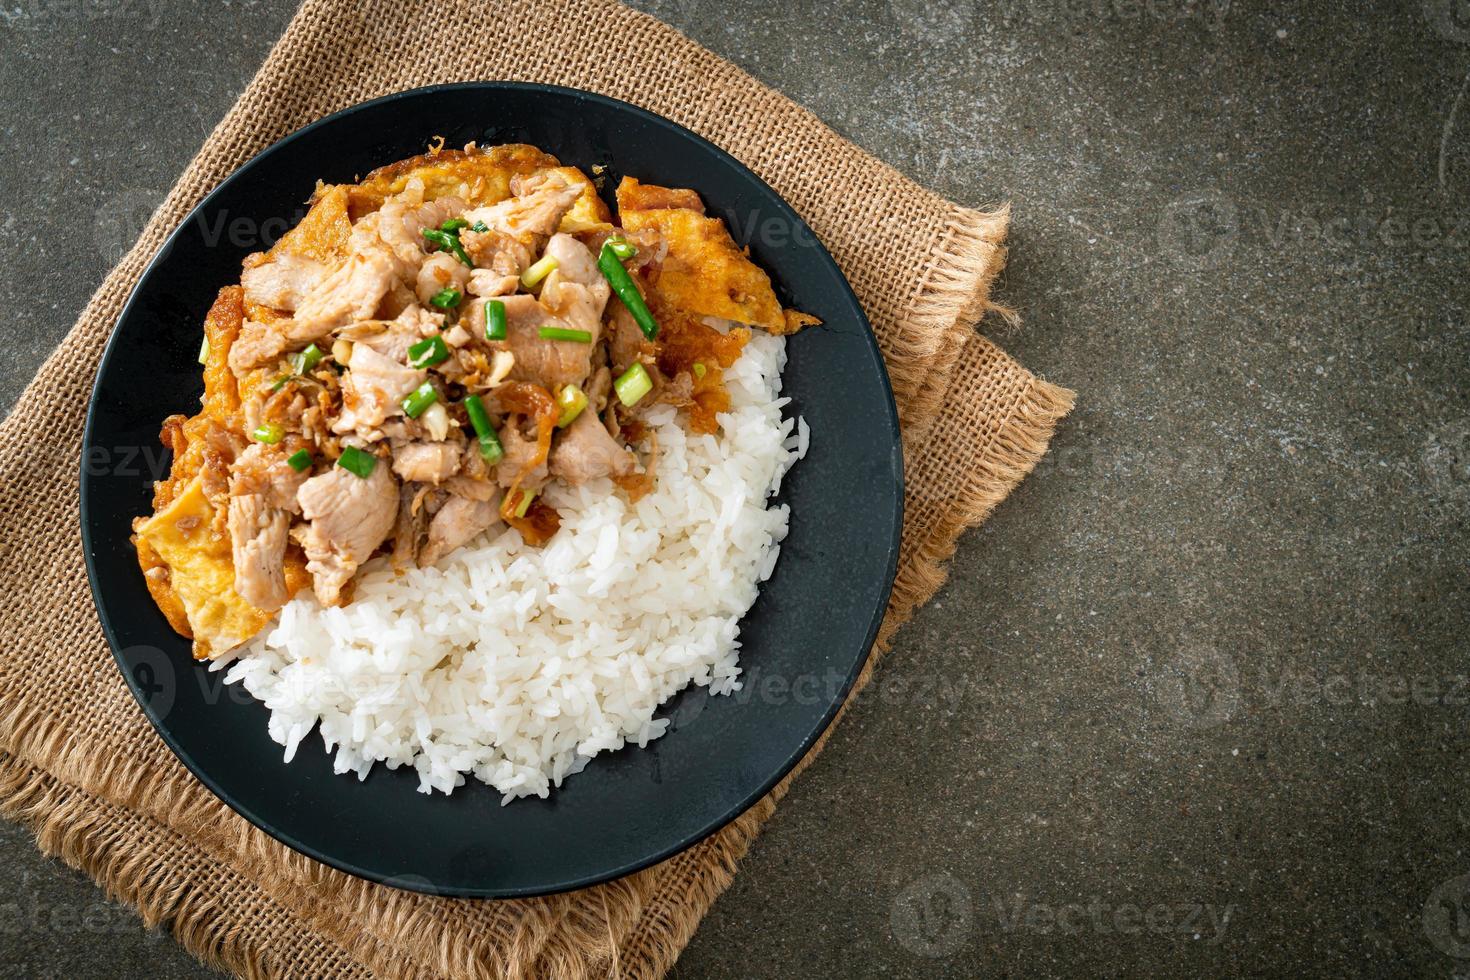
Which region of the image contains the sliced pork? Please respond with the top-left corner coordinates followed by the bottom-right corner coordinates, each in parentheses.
top-left (391, 440), bottom-right (462, 484)
top-left (228, 495), bottom-right (291, 610)
top-left (415, 251), bottom-right (471, 305)
top-left (538, 233), bottom-right (610, 338)
top-left (373, 182), bottom-right (467, 267)
top-left (295, 461), bottom-right (398, 606)
top-left (493, 422), bottom-right (550, 492)
top-left (461, 174), bottom-right (581, 275)
top-left (332, 344), bottom-right (426, 436)
top-left (337, 305), bottom-right (441, 363)
top-left (474, 293), bottom-right (596, 390)
top-left (229, 250), bottom-right (398, 372)
top-left (418, 492), bottom-right (503, 567)
top-left (226, 444), bottom-right (311, 610)
top-left (240, 253), bottom-right (330, 312)
top-left (548, 411), bottom-right (636, 485)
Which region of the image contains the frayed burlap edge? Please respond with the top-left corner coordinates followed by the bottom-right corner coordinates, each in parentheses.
top-left (0, 755), bottom-right (387, 980)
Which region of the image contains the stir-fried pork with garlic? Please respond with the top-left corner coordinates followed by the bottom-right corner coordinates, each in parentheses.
top-left (132, 143), bottom-right (818, 659)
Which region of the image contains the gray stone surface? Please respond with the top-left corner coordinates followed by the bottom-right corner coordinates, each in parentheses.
top-left (2, 0), bottom-right (1467, 976)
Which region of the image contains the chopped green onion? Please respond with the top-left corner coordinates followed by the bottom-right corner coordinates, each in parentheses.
top-left (290, 343), bottom-right (324, 375)
top-left (402, 381), bottom-right (438, 419)
top-left (422, 227), bottom-right (473, 267)
top-left (598, 242), bottom-right (659, 339)
top-left (440, 217), bottom-right (468, 232)
top-left (251, 422), bottom-right (284, 445)
top-left (538, 326), bottom-right (592, 344)
top-left (429, 287), bottom-right (462, 309)
top-left (197, 337), bottom-right (210, 365)
top-left (285, 449), bottom-right (312, 472)
top-left (511, 488), bottom-right (535, 519)
top-left (605, 236), bottom-right (637, 260)
top-left (555, 384), bottom-right (588, 428)
top-left (407, 334), bottom-right (450, 369)
top-left (336, 445), bottom-right (377, 478)
top-left (269, 374), bottom-right (290, 393)
top-left (693, 362), bottom-right (707, 379)
top-left (520, 254), bottom-right (559, 289)
top-left (614, 362), bottom-right (653, 407)
top-left (471, 220), bottom-right (489, 233)
top-left (463, 395), bottom-right (505, 464)
top-left (484, 299), bottom-right (507, 341)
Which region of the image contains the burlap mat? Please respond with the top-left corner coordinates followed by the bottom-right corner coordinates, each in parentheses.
top-left (0, 1), bottom-right (1074, 976)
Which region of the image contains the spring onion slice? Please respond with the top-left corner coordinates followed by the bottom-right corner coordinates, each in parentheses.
top-left (693, 362), bottom-right (707, 379)
top-left (197, 337), bottom-right (209, 365)
top-left (336, 445), bottom-right (377, 478)
top-left (285, 449), bottom-right (312, 472)
top-left (614, 362), bottom-right (653, 407)
top-left (520, 254), bottom-right (558, 289)
top-left (604, 235), bottom-right (637, 260)
top-left (598, 242), bottom-right (658, 339)
top-left (555, 384), bottom-right (588, 428)
top-left (422, 227), bottom-right (473, 267)
top-left (440, 217), bottom-right (468, 233)
top-left (269, 374), bottom-right (290, 393)
top-left (538, 326), bottom-right (592, 344)
top-left (485, 299), bottom-right (508, 341)
top-left (290, 343), bottom-right (324, 375)
top-left (511, 488), bottom-right (536, 519)
top-left (407, 334), bottom-right (450, 368)
top-left (463, 395), bottom-right (505, 464)
top-left (401, 381), bottom-right (438, 419)
top-left (251, 422), bottom-right (284, 444)
top-left (471, 220), bottom-right (489, 233)
top-left (429, 287), bottom-right (462, 309)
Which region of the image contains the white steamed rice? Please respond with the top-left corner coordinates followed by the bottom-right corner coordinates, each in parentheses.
top-left (219, 331), bottom-right (805, 800)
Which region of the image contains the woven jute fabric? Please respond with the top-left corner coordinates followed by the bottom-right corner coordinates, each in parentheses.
top-left (0, 1), bottom-right (1074, 976)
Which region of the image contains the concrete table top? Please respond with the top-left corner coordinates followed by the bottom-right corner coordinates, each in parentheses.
top-left (0, 1), bottom-right (1465, 976)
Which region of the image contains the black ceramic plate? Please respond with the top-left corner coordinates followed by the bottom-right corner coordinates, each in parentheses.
top-left (81, 83), bottom-right (901, 897)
